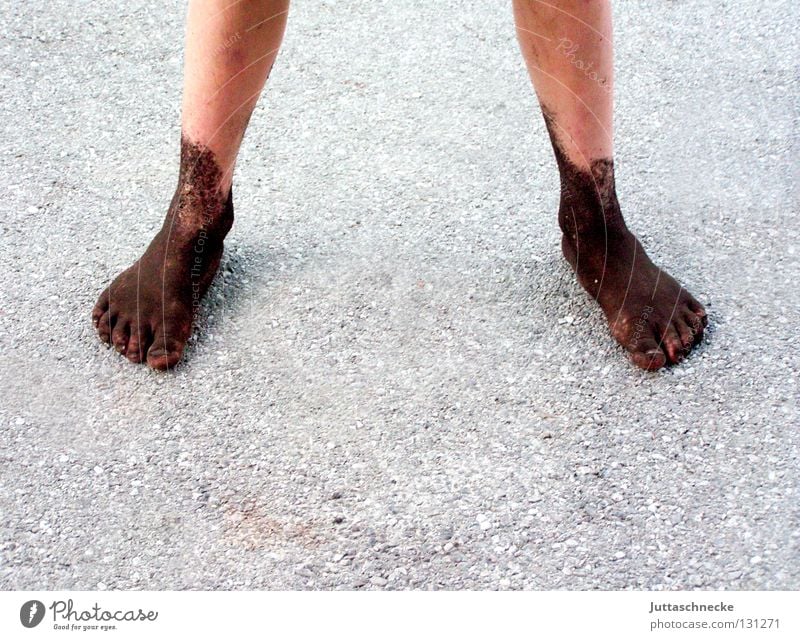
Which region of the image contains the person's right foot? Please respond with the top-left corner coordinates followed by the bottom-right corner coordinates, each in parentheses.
top-left (92, 138), bottom-right (233, 370)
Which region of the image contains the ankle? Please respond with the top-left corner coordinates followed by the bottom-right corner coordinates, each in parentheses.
top-left (165, 135), bottom-right (234, 235)
top-left (558, 195), bottom-right (627, 241)
top-left (166, 187), bottom-right (234, 237)
top-left (556, 158), bottom-right (627, 239)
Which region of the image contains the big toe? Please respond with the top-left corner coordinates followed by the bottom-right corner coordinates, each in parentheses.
top-left (629, 337), bottom-right (667, 371)
top-left (614, 320), bottom-right (667, 371)
top-left (146, 331), bottom-right (186, 370)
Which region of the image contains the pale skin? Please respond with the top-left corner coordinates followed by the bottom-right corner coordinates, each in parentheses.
top-left (93, 0), bottom-right (705, 370)
top-left (181, 0), bottom-right (289, 193)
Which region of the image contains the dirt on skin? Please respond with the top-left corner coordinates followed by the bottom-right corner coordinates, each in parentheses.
top-left (542, 109), bottom-right (707, 370)
top-left (92, 136), bottom-right (233, 370)
top-left (93, 115), bottom-right (706, 372)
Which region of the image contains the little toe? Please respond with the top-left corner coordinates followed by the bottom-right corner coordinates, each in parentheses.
top-left (97, 311), bottom-right (112, 344)
top-left (684, 310), bottom-right (705, 345)
top-left (688, 299), bottom-right (708, 326)
top-left (92, 289), bottom-right (110, 326)
top-left (111, 321), bottom-right (130, 354)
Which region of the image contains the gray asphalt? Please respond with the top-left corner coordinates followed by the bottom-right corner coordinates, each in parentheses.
top-left (1, 0), bottom-right (798, 590)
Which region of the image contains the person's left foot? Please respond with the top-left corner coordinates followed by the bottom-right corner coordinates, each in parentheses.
top-left (561, 224), bottom-right (707, 370)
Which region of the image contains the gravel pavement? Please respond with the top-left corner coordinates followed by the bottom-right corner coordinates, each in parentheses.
top-left (0, 0), bottom-right (798, 589)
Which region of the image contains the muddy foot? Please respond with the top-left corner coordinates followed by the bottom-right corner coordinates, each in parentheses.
top-left (553, 144), bottom-right (706, 370)
top-left (92, 138), bottom-right (233, 369)
top-left (562, 226), bottom-right (706, 370)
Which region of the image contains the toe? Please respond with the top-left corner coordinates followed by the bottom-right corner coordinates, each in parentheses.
top-left (147, 330), bottom-right (186, 371)
top-left (92, 288), bottom-right (110, 326)
top-left (685, 310), bottom-right (705, 344)
top-left (661, 323), bottom-right (684, 364)
top-left (688, 298), bottom-right (708, 327)
top-left (146, 345), bottom-right (184, 370)
top-left (126, 322), bottom-right (151, 364)
top-left (675, 317), bottom-right (695, 352)
top-left (96, 311), bottom-right (112, 344)
top-left (614, 318), bottom-right (667, 371)
top-left (627, 336), bottom-right (667, 371)
top-left (111, 321), bottom-right (130, 355)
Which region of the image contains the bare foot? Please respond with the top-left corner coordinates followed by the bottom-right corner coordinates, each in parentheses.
top-left (92, 138), bottom-right (233, 370)
top-left (556, 156), bottom-right (706, 371)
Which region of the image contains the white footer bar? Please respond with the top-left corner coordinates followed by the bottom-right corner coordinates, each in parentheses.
top-left (1, 591), bottom-right (795, 639)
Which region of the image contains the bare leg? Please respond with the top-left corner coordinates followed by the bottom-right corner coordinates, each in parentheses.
top-left (513, 0), bottom-right (706, 369)
top-left (93, 0), bottom-right (289, 369)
